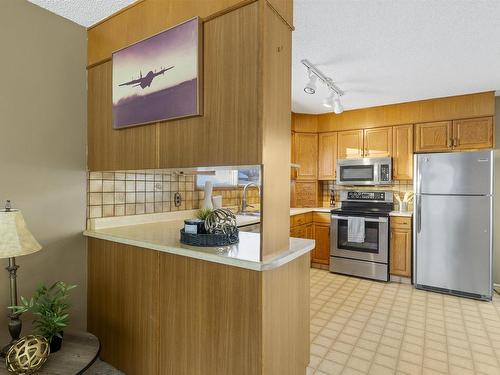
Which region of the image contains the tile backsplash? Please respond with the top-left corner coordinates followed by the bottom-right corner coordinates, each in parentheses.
top-left (319, 180), bottom-right (414, 210)
top-left (87, 171), bottom-right (260, 220)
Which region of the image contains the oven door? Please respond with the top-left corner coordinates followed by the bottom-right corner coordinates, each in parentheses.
top-left (330, 215), bottom-right (388, 263)
top-left (336, 164), bottom-right (378, 185)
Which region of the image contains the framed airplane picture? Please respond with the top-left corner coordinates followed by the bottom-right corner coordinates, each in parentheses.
top-left (112, 17), bottom-right (202, 129)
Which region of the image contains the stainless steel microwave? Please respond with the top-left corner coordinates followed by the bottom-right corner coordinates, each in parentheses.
top-left (336, 157), bottom-right (392, 185)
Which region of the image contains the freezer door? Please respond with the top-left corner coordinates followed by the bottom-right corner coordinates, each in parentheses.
top-left (415, 151), bottom-right (493, 195)
top-left (415, 194), bottom-right (492, 298)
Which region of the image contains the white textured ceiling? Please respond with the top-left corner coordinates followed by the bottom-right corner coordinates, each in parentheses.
top-left (293, 0), bottom-right (500, 113)
top-left (28, 0), bottom-right (500, 114)
top-left (27, 0), bottom-right (136, 27)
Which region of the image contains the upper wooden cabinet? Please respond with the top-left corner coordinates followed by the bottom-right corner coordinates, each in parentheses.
top-left (293, 133), bottom-right (318, 180)
top-left (364, 127), bottom-right (393, 158)
top-left (415, 117), bottom-right (493, 153)
top-left (414, 121), bottom-right (452, 152)
top-left (392, 124), bottom-right (414, 180)
top-left (453, 117), bottom-right (493, 150)
top-left (318, 132), bottom-right (337, 180)
top-left (337, 130), bottom-right (363, 159)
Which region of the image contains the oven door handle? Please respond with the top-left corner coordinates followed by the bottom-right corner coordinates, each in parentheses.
top-left (331, 215), bottom-right (388, 223)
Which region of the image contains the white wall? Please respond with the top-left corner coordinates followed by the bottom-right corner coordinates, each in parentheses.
top-left (0, 0), bottom-right (87, 341)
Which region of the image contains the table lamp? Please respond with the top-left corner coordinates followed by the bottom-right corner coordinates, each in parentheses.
top-left (0, 200), bottom-right (42, 350)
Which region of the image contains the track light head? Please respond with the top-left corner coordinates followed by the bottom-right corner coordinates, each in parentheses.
top-left (333, 94), bottom-right (344, 114)
top-left (304, 71), bottom-right (317, 94)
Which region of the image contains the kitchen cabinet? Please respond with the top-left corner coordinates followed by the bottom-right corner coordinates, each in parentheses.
top-left (318, 132), bottom-right (338, 180)
top-left (392, 124), bottom-right (414, 180)
top-left (414, 121), bottom-right (453, 152)
top-left (415, 117), bottom-right (494, 153)
top-left (337, 127), bottom-right (392, 160)
top-left (312, 223), bottom-right (330, 266)
top-left (337, 130), bottom-right (364, 159)
top-left (453, 117), bottom-right (493, 150)
top-left (364, 127), bottom-right (393, 158)
top-left (291, 181), bottom-right (317, 207)
top-left (390, 216), bottom-right (412, 277)
top-left (293, 133), bottom-right (318, 180)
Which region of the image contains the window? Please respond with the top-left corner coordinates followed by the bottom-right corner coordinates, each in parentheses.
top-left (195, 166), bottom-right (261, 189)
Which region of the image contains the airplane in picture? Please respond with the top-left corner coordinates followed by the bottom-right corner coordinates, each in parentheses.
top-left (119, 66), bottom-right (174, 89)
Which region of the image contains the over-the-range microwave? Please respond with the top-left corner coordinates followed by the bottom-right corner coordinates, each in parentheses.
top-left (336, 157), bottom-right (392, 185)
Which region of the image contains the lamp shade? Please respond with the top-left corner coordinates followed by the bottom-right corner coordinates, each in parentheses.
top-left (0, 210), bottom-right (42, 259)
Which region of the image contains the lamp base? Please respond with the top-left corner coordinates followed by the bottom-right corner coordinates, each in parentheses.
top-left (1, 257), bottom-right (22, 357)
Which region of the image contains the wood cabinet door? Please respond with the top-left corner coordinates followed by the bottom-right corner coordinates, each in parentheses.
top-left (318, 132), bottom-right (337, 180)
top-left (390, 228), bottom-right (412, 277)
top-left (312, 224), bottom-right (330, 265)
top-left (293, 133), bottom-right (318, 180)
top-left (453, 117), bottom-right (494, 150)
top-left (364, 127), bottom-right (393, 158)
top-left (292, 181), bottom-right (317, 207)
top-left (305, 223), bottom-right (314, 240)
top-left (414, 121), bottom-right (452, 152)
top-left (337, 130), bottom-right (363, 159)
top-left (392, 124), bottom-right (414, 180)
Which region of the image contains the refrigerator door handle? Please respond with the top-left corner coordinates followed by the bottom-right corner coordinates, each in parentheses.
top-left (417, 195), bottom-right (422, 234)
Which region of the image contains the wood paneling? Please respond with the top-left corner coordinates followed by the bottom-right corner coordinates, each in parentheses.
top-left (414, 121), bottom-right (452, 152)
top-left (262, 254), bottom-right (310, 375)
top-left (293, 133), bottom-right (318, 179)
top-left (88, 238), bottom-right (310, 375)
top-left (291, 113), bottom-right (318, 133)
top-left (316, 92), bottom-right (495, 132)
top-left (87, 62), bottom-right (158, 171)
top-left (318, 132), bottom-right (337, 180)
top-left (87, 238), bottom-right (160, 375)
top-left (158, 249), bottom-right (261, 375)
top-left (87, 0), bottom-right (254, 66)
top-left (392, 124), bottom-right (414, 180)
top-left (312, 224), bottom-right (330, 265)
top-left (390, 217), bottom-right (412, 277)
top-left (364, 127), bottom-right (392, 157)
top-left (453, 117), bottom-right (494, 150)
top-left (292, 181), bottom-right (318, 207)
top-left (158, 3), bottom-right (260, 168)
top-left (266, 0), bottom-right (293, 28)
top-left (337, 130), bottom-right (363, 159)
top-left (260, 2), bottom-right (292, 260)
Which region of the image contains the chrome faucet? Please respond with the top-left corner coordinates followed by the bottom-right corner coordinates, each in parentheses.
top-left (241, 182), bottom-right (261, 214)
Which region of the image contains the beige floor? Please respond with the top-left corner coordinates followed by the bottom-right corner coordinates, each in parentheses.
top-left (308, 269), bottom-right (500, 375)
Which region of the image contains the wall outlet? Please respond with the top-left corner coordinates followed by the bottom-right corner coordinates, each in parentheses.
top-left (174, 192), bottom-right (182, 207)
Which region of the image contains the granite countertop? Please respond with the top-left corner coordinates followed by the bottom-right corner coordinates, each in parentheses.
top-left (84, 210), bottom-right (315, 272)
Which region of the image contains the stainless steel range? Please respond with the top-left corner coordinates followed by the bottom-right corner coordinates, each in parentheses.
top-left (330, 191), bottom-right (393, 281)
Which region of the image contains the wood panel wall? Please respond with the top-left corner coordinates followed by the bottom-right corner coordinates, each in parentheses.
top-left (315, 91), bottom-right (495, 133)
top-left (88, 238), bottom-right (309, 375)
top-left (260, 1), bottom-right (292, 260)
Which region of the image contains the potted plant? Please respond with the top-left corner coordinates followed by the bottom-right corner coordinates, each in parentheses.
top-left (10, 281), bottom-right (76, 353)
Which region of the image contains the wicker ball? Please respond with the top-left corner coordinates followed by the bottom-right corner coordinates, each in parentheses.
top-left (5, 335), bottom-right (50, 374)
top-left (204, 209), bottom-right (237, 234)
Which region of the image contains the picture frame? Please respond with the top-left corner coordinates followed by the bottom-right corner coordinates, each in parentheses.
top-left (112, 17), bottom-right (203, 129)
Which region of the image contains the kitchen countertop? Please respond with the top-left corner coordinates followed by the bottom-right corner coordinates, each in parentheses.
top-left (389, 211), bottom-right (413, 217)
top-left (84, 210), bottom-right (315, 272)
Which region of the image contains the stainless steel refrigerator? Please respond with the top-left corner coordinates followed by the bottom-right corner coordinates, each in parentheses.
top-left (414, 150), bottom-right (494, 301)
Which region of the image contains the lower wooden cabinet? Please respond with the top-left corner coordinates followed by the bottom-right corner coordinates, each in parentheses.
top-left (390, 216), bottom-right (412, 277)
top-left (312, 223), bottom-right (330, 265)
top-left (290, 212), bottom-right (331, 266)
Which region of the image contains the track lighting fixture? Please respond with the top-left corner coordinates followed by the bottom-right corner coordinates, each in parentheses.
top-left (302, 59), bottom-right (344, 113)
top-left (304, 70), bottom-right (317, 94)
